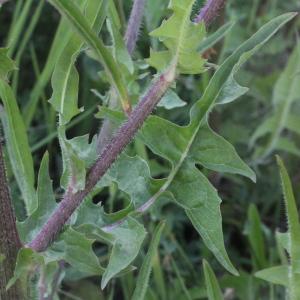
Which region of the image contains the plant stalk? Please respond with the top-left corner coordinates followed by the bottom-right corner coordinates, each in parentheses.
top-left (125, 0), bottom-right (146, 55)
top-left (97, 0), bottom-right (147, 153)
top-left (194, 0), bottom-right (226, 25)
top-left (0, 135), bottom-right (23, 299)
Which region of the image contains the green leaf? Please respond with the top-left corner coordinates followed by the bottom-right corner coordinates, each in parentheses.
top-left (24, 18), bottom-right (74, 126)
top-left (245, 204), bottom-right (267, 269)
top-left (157, 89), bottom-right (187, 109)
top-left (198, 22), bottom-right (235, 53)
top-left (59, 129), bottom-right (97, 192)
top-left (7, 248), bottom-right (44, 291)
top-left (101, 217), bottom-right (147, 289)
top-left (106, 18), bottom-right (134, 74)
top-left (275, 137), bottom-right (300, 157)
top-left (49, 50), bottom-right (81, 125)
top-left (138, 13), bottom-right (295, 275)
top-left (132, 222), bottom-right (165, 300)
top-left (0, 48), bottom-right (16, 80)
top-left (190, 13), bottom-right (297, 125)
top-left (203, 260), bottom-right (224, 300)
top-left (147, 0), bottom-right (206, 74)
top-left (255, 265), bottom-right (289, 287)
top-left (18, 152), bottom-right (56, 243)
top-left (285, 114), bottom-right (300, 136)
top-left (50, 0), bottom-right (106, 125)
top-left (251, 42), bottom-right (300, 160)
top-left (277, 156), bottom-right (300, 296)
top-left (98, 154), bottom-right (165, 208)
top-left (0, 80), bottom-right (36, 214)
top-left (49, 0), bottom-right (130, 112)
top-left (59, 228), bottom-right (104, 275)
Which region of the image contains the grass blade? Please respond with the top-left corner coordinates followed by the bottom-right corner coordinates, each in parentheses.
top-left (203, 260), bottom-right (223, 300)
top-left (276, 156), bottom-right (300, 299)
top-left (132, 222), bottom-right (165, 300)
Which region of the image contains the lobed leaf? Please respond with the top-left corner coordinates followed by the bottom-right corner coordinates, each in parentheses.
top-left (147, 0), bottom-right (206, 74)
top-left (18, 153), bottom-right (56, 243)
top-left (138, 13), bottom-right (295, 275)
top-left (101, 217), bottom-right (147, 289)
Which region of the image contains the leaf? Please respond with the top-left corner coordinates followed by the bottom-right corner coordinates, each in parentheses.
top-left (191, 13), bottom-right (296, 125)
top-left (24, 18), bottom-right (74, 126)
top-left (0, 80), bottom-right (36, 214)
top-left (275, 137), bottom-right (300, 157)
top-left (49, 0), bottom-right (130, 112)
top-left (138, 13), bottom-right (295, 275)
top-left (198, 22), bottom-right (235, 53)
top-left (49, 51), bottom-right (81, 125)
top-left (18, 152), bottom-right (56, 243)
top-left (255, 266), bottom-right (289, 286)
top-left (49, 0), bottom-right (107, 125)
top-left (0, 48), bottom-right (16, 80)
top-left (58, 130), bottom-right (97, 192)
top-left (59, 228), bottom-right (104, 275)
top-left (203, 260), bottom-right (223, 300)
top-left (101, 217), bottom-right (147, 289)
top-left (106, 18), bottom-right (134, 74)
top-left (157, 89), bottom-right (187, 109)
top-left (6, 248), bottom-right (44, 290)
top-left (251, 42), bottom-right (300, 161)
top-left (245, 204), bottom-right (267, 269)
top-left (277, 156), bottom-right (300, 295)
top-left (285, 114), bottom-right (300, 136)
top-left (98, 154), bottom-right (165, 208)
top-left (147, 0), bottom-right (206, 74)
top-left (132, 222), bottom-right (165, 300)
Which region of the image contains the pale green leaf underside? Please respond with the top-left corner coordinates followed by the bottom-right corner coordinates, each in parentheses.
top-left (101, 217), bottom-right (147, 289)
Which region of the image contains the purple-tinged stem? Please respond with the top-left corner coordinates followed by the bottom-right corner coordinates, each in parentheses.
top-left (124, 0), bottom-right (146, 55)
top-left (0, 135), bottom-right (23, 299)
top-left (97, 0), bottom-right (147, 153)
top-left (194, 0), bottom-right (226, 25)
top-left (28, 69), bottom-right (174, 252)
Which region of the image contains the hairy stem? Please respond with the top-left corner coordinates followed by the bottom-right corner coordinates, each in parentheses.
top-left (97, 0), bottom-right (147, 153)
top-left (28, 69), bottom-right (174, 252)
top-left (125, 0), bottom-right (146, 55)
top-left (194, 0), bottom-right (226, 25)
top-left (28, 0), bottom-right (225, 252)
top-left (0, 135), bottom-right (23, 299)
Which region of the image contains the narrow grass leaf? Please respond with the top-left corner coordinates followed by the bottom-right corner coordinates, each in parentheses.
top-left (132, 222), bottom-right (165, 300)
